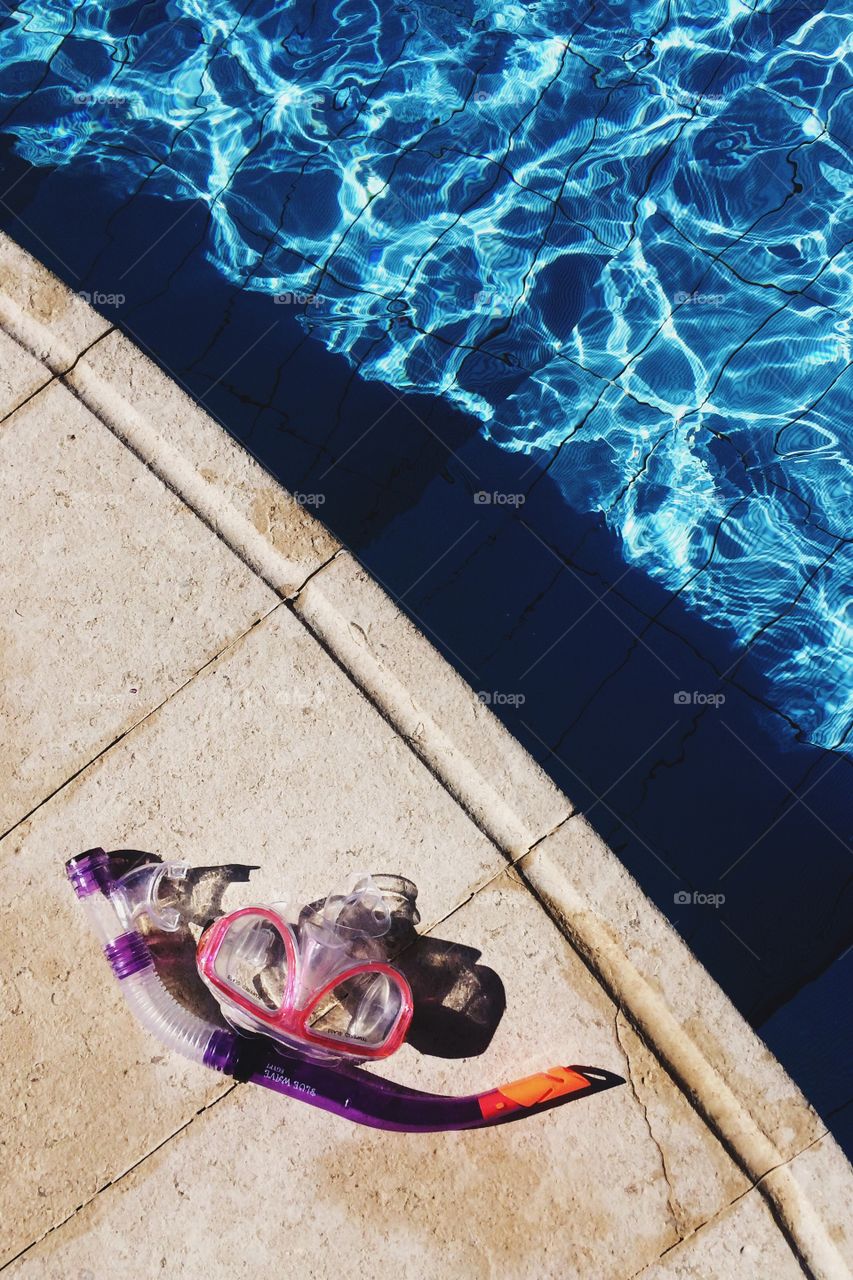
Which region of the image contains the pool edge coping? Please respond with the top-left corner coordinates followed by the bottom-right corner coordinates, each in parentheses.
top-left (1, 230), bottom-right (849, 1278)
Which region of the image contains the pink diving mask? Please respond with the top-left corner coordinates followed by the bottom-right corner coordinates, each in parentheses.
top-left (197, 875), bottom-right (414, 1061)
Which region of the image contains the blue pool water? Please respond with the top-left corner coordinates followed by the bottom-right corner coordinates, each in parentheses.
top-left (1, 0), bottom-right (851, 1148)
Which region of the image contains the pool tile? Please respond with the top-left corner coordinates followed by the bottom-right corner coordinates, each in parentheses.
top-left (0, 327), bottom-right (50, 420)
top-left (632, 1189), bottom-right (804, 1279)
top-left (66, 328), bottom-right (340, 594)
top-left (522, 814), bottom-right (827, 1161)
top-left (294, 550), bottom-right (570, 854)
top-left (0, 233), bottom-right (111, 371)
top-left (0, 378), bottom-right (276, 834)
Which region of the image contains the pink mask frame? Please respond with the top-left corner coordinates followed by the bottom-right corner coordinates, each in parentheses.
top-left (197, 905), bottom-right (414, 1060)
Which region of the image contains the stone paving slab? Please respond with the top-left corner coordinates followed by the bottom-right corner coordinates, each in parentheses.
top-left (66, 328), bottom-right (340, 597)
top-left (0, 235), bottom-right (340, 599)
top-left (6, 873), bottom-right (753, 1280)
top-left (0, 605), bottom-right (502, 1265)
top-left (633, 1190), bottom-right (807, 1279)
top-left (293, 551), bottom-right (570, 855)
top-left (0, 235), bottom-right (110, 372)
top-left (0, 328), bottom-right (50, 420)
top-left (0, 377), bottom-right (276, 836)
top-left (763, 1136), bottom-right (853, 1274)
top-left (520, 821), bottom-right (853, 1278)
top-left (521, 816), bottom-right (826, 1162)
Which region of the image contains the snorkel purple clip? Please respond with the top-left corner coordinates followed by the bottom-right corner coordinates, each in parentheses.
top-left (67, 849), bottom-right (622, 1132)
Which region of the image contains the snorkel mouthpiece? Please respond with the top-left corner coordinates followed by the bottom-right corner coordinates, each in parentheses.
top-left (66, 849), bottom-right (239, 1074)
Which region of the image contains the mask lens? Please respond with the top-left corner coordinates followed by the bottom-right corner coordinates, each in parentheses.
top-left (213, 913), bottom-right (289, 1012)
top-left (306, 971), bottom-right (404, 1049)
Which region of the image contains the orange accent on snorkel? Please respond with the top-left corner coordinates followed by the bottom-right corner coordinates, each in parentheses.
top-left (478, 1065), bottom-right (590, 1119)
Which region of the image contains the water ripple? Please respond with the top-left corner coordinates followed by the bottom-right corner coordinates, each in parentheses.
top-left (1, 0), bottom-right (851, 747)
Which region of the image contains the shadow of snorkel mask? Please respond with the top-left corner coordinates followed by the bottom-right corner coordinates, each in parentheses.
top-left (67, 850), bottom-right (622, 1132)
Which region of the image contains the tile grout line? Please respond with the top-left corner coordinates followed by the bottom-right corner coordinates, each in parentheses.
top-left (0, 1084), bottom-right (240, 1274)
top-left (0, 323), bottom-right (115, 427)
top-left (625, 1129), bottom-right (832, 1280)
top-left (0, 600), bottom-right (286, 847)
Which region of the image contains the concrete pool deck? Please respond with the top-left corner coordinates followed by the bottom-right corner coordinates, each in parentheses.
top-left (0, 232), bottom-right (850, 1278)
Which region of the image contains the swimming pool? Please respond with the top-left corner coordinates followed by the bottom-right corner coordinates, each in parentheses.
top-left (1, 0), bottom-right (851, 1148)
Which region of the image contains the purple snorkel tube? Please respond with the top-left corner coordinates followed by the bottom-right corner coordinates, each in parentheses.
top-left (67, 849), bottom-right (621, 1132)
